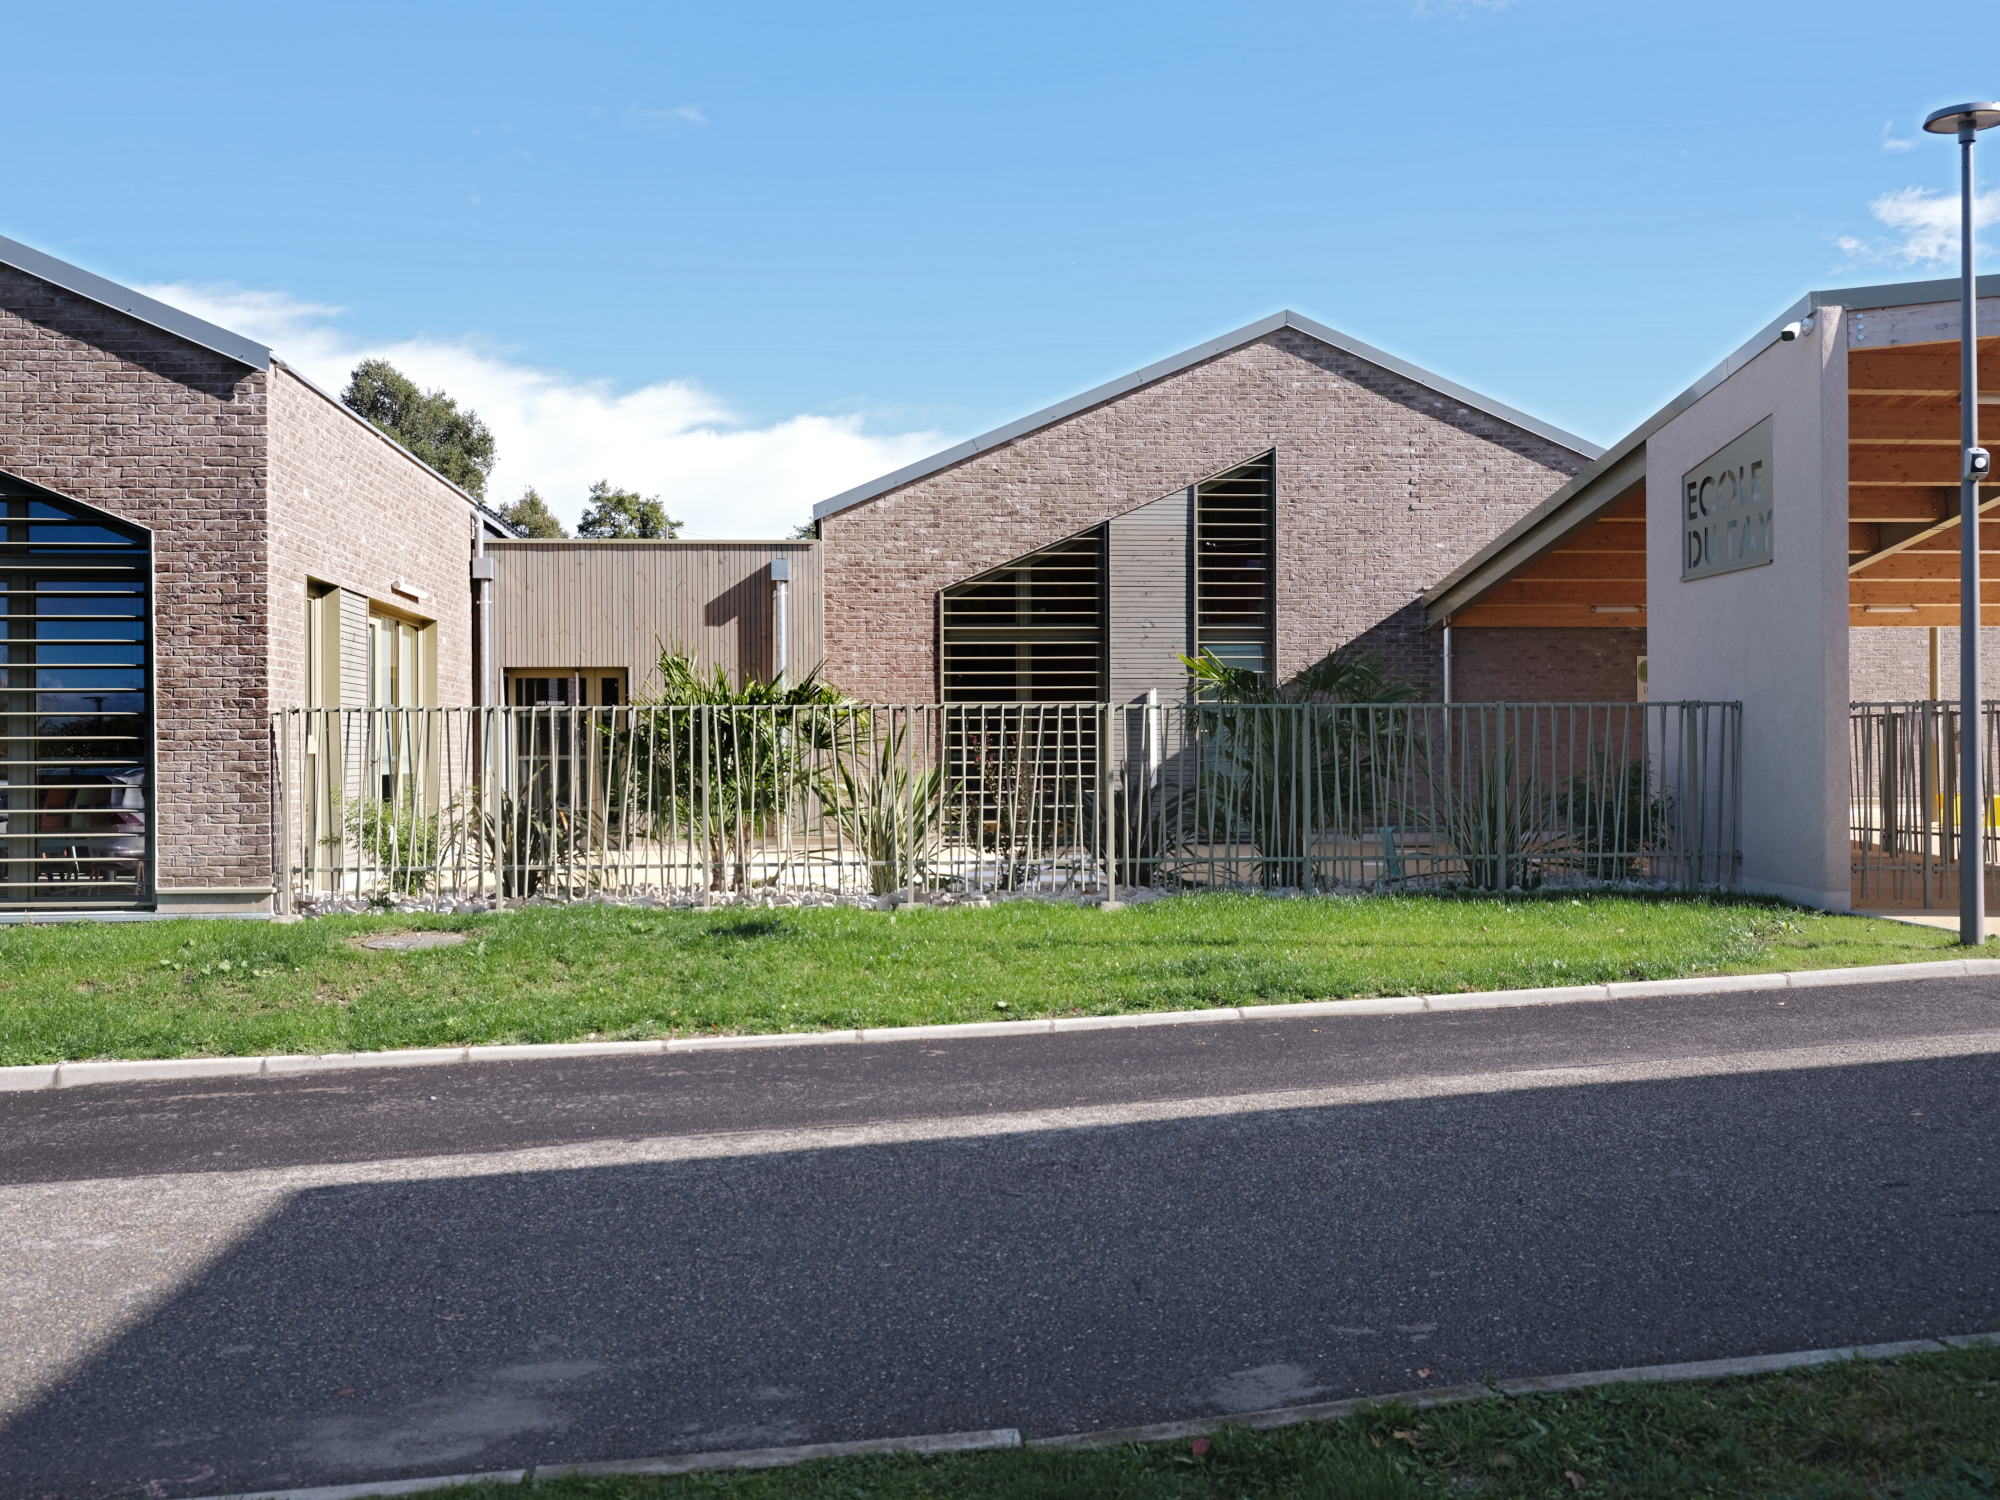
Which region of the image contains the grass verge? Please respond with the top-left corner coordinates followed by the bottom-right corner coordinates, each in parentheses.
top-left (403, 1342), bottom-right (2000, 1498)
top-left (0, 891), bottom-right (1984, 1067)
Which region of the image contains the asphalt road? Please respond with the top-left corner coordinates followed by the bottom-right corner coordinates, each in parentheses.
top-left (3, 979), bottom-right (1998, 1497)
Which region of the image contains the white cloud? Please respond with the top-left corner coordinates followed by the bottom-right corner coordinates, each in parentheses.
top-left (622, 104), bottom-right (706, 129)
top-left (137, 283), bottom-right (946, 538)
top-left (1835, 184), bottom-right (2000, 268)
top-left (1880, 121), bottom-right (1917, 153)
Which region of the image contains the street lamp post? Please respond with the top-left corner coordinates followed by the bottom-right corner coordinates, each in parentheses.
top-left (1923, 102), bottom-right (2000, 946)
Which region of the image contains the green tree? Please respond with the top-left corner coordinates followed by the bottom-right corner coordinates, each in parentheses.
top-left (577, 480), bottom-right (681, 539)
top-left (340, 359), bottom-right (497, 497)
top-left (497, 486), bottom-right (568, 538)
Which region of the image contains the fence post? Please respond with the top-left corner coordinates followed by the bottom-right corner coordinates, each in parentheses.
top-left (1100, 702), bottom-right (1119, 908)
top-left (276, 711), bottom-right (292, 916)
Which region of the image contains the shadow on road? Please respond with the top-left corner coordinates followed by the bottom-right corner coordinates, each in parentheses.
top-left (6, 1054), bottom-right (1996, 1497)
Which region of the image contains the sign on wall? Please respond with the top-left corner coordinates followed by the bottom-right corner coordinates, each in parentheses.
top-left (1681, 416), bottom-right (1773, 581)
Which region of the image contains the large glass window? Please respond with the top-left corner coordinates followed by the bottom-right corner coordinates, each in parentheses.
top-left (1, 481), bottom-right (151, 908)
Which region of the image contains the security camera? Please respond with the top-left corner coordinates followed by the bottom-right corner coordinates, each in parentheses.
top-left (1779, 321), bottom-right (1803, 341)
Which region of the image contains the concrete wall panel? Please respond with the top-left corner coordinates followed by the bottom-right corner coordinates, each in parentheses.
top-left (1648, 312), bottom-right (1849, 909)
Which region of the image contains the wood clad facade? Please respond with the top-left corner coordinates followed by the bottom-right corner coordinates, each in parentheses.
top-left (488, 540), bottom-right (823, 697)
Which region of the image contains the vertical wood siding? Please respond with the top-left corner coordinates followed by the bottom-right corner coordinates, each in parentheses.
top-left (1108, 488), bottom-right (1192, 703)
top-left (488, 541), bottom-right (823, 695)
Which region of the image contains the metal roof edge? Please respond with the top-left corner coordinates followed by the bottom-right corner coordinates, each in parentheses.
top-left (1424, 288), bottom-right (1830, 622)
top-left (0, 232), bottom-right (271, 370)
top-left (270, 358), bottom-right (510, 530)
top-left (811, 310), bottom-right (1602, 521)
top-left (1276, 311), bottom-right (1604, 458)
top-left (1809, 270), bottom-right (2000, 314)
top-left (1424, 446), bottom-right (1646, 624)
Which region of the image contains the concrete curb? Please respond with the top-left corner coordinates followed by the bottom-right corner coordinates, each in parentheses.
top-left (184, 1428), bottom-right (1022, 1499)
top-left (1028, 1330), bottom-right (2000, 1448)
top-left (8, 956), bottom-right (1998, 1093)
top-left (178, 1335), bottom-right (1997, 1498)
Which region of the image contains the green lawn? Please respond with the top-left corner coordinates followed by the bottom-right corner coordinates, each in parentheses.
top-left (415, 1343), bottom-right (2000, 1498)
top-left (0, 892), bottom-right (1982, 1067)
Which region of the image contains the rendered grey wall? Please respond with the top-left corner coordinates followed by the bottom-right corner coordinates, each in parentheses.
top-left (1647, 310), bottom-right (1850, 910)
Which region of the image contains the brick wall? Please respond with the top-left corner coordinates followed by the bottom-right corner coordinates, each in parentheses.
top-left (819, 328), bottom-right (1587, 702)
top-left (0, 268), bottom-right (270, 890)
top-left (266, 365), bottom-right (475, 707)
top-left (1848, 626), bottom-right (2000, 702)
top-left (1451, 626), bottom-right (1647, 702)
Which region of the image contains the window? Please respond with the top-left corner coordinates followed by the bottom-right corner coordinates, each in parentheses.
top-left (304, 582), bottom-right (338, 708)
top-left (1195, 453), bottom-right (1276, 679)
top-left (506, 670), bottom-right (625, 707)
top-left (367, 611), bottom-right (433, 709)
top-left (940, 529), bottom-right (1105, 701)
top-left (1, 482), bottom-right (151, 909)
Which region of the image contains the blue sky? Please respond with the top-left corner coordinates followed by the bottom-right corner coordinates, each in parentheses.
top-left (6, 1), bottom-right (1997, 534)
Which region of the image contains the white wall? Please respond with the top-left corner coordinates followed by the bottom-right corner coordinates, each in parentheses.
top-left (1648, 311), bottom-right (1850, 909)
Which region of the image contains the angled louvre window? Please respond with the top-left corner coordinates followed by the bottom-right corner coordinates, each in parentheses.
top-left (1, 479), bottom-right (151, 909)
top-left (941, 529), bottom-right (1105, 701)
top-left (1195, 452), bottom-right (1275, 678)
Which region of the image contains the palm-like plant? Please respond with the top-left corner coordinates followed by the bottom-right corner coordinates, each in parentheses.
top-left (1183, 646), bottom-right (1421, 887)
top-left (623, 645), bottom-right (849, 891)
top-left (819, 719), bottom-right (946, 895)
top-left (1424, 737), bottom-right (1549, 891)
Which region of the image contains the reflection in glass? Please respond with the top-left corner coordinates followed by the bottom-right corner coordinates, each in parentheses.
top-left (3, 484), bottom-right (151, 906)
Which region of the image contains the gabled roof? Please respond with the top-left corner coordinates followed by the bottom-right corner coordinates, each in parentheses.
top-left (812, 309), bottom-right (1605, 521)
top-left (1423, 270), bottom-right (2000, 626)
top-left (0, 232), bottom-right (271, 370)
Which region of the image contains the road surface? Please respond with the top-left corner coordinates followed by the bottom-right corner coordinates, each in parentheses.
top-left (3, 978), bottom-right (1997, 1496)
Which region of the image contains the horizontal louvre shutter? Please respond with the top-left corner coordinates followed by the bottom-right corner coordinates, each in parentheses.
top-left (1196, 453), bottom-right (1275, 678)
top-left (941, 529), bottom-right (1105, 702)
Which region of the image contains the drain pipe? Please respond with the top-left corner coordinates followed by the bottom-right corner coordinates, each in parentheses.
top-left (771, 557), bottom-right (790, 683)
top-left (1442, 623), bottom-right (1452, 704)
top-left (470, 510), bottom-right (495, 706)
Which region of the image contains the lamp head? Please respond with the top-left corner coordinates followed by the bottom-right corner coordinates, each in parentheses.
top-left (1924, 103), bottom-right (2000, 135)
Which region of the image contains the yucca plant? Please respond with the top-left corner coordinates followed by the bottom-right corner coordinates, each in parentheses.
top-left (1421, 738), bottom-right (1550, 891)
top-left (1556, 751), bottom-right (1666, 880)
top-left (453, 773), bottom-right (606, 898)
top-left (1183, 645), bottom-right (1421, 887)
top-left (820, 720), bottom-right (946, 895)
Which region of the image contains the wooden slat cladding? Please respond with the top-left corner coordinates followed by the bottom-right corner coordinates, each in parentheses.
top-left (487, 541), bottom-right (822, 696)
top-left (941, 530), bottom-right (1105, 701)
top-left (1451, 488), bottom-right (1646, 628)
top-left (1847, 332), bottom-right (2000, 618)
top-left (1195, 454), bottom-right (1275, 674)
top-left (1107, 487), bottom-right (1191, 704)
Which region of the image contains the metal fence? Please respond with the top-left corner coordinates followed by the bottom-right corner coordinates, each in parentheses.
top-left (1850, 700), bottom-right (2000, 909)
top-left (272, 700), bottom-right (1742, 910)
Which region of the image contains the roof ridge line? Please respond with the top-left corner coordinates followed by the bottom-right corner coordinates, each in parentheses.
top-left (811, 310), bottom-right (1602, 522)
